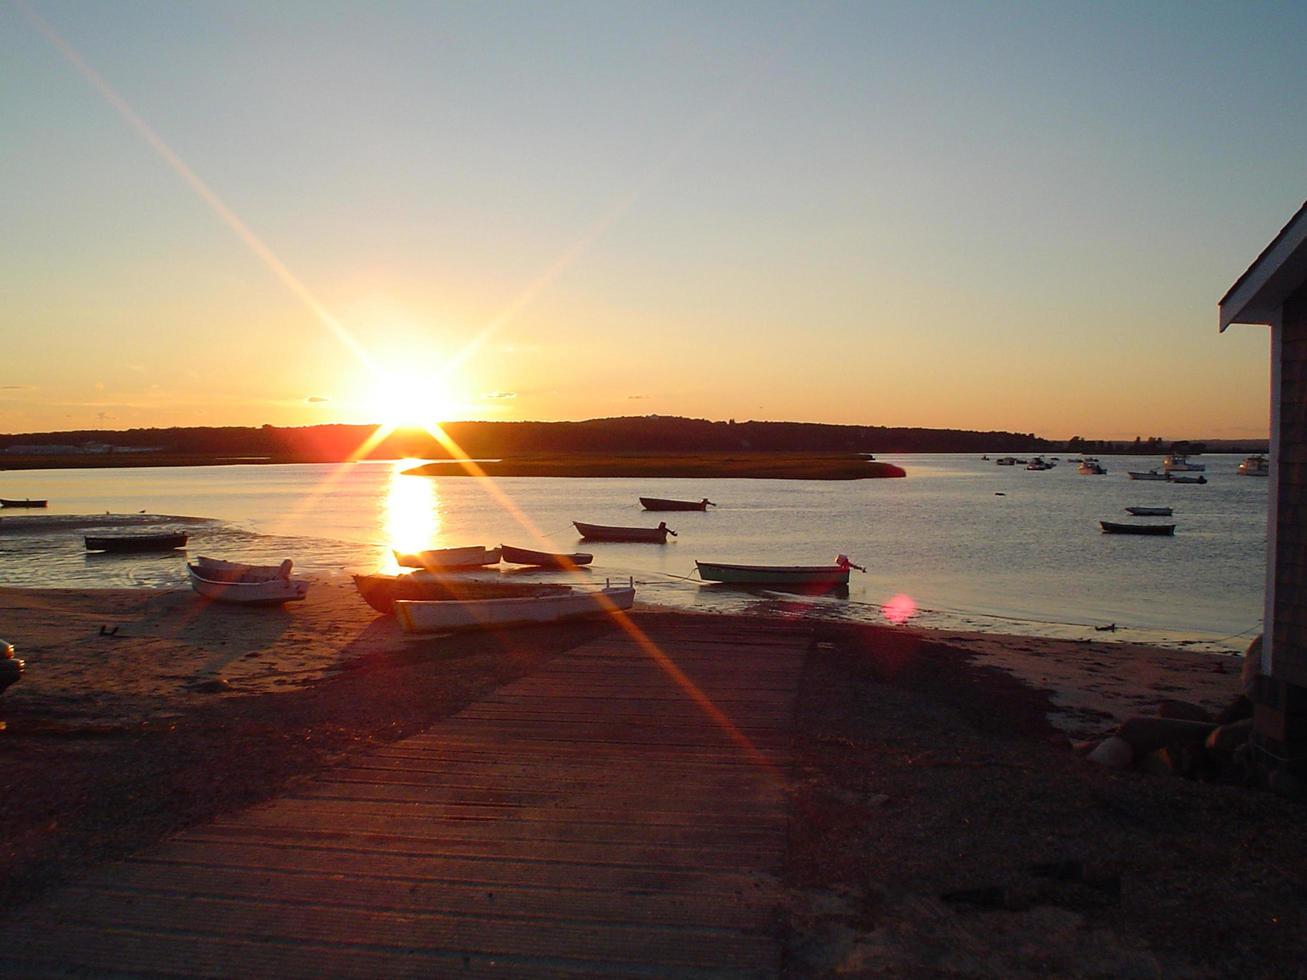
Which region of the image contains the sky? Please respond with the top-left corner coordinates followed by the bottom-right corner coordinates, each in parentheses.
top-left (1, 1), bottom-right (1303, 440)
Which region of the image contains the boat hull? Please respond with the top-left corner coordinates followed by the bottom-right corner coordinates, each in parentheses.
top-left (499, 545), bottom-right (594, 568)
top-left (395, 586), bottom-right (635, 633)
top-left (394, 546), bottom-right (501, 570)
top-left (574, 522), bottom-right (672, 543)
top-left (0, 499), bottom-right (48, 508)
top-left (188, 565), bottom-right (309, 604)
top-left (1127, 471), bottom-right (1170, 481)
top-left (695, 561), bottom-right (851, 586)
top-left (353, 574), bottom-right (573, 615)
top-left (1125, 506), bottom-right (1172, 517)
top-left (639, 497), bottom-right (712, 511)
top-left (1099, 521), bottom-right (1175, 536)
top-left (85, 533), bottom-right (188, 553)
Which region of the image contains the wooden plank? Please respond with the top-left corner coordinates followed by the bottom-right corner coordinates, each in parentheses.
top-left (2, 623), bottom-right (806, 977)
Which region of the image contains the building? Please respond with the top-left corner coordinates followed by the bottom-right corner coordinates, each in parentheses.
top-left (1219, 200), bottom-right (1307, 778)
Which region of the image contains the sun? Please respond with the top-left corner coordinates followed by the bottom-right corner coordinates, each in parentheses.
top-left (363, 370), bottom-right (461, 431)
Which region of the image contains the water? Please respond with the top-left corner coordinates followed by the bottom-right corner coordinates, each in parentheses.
top-left (0, 454), bottom-right (1267, 651)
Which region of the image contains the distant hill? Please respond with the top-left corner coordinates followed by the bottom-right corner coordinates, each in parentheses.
top-left (0, 416), bottom-right (1049, 463)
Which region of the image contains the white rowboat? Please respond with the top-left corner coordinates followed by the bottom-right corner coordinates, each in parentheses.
top-left (187, 558), bottom-right (309, 605)
top-left (394, 585), bottom-right (635, 633)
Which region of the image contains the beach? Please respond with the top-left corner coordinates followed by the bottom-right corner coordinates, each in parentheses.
top-left (2, 576), bottom-right (1302, 976)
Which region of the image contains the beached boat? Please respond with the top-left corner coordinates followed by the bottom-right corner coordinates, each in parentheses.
top-left (639, 497), bottom-right (716, 511)
top-left (1100, 521), bottom-right (1176, 536)
top-left (84, 532), bottom-right (188, 553)
top-left (1238, 454), bottom-right (1269, 477)
top-left (0, 498), bottom-right (48, 508)
top-left (1127, 470), bottom-right (1170, 481)
top-left (394, 584), bottom-right (636, 633)
top-left (695, 555), bottom-right (865, 587)
top-left (1125, 506), bottom-right (1173, 517)
top-left (1169, 475), bottom-right (1207, 484)
top-left (1078, 459), bottom-right (1107, 475)
top-left (498, 544), bottom-right (594, 568)
top-left (353, 572), bottom-right (573, 615)
top-left (0, 639), bottom-right (22, 696)
top-left (1162, 454), bottom-right (1205, 473)
top-left (187, 558), bottom-right (309, 605)
top-left (574, 521), bottom-right (676, 543)
top-left (393, 545), bottom-right (500, 570)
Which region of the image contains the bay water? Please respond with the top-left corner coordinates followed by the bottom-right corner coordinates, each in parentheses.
top-left (0, 454), bottom-right (1267, 652)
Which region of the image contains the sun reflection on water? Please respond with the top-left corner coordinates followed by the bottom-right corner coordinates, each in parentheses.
top-left (383, 459), bottom-right (441, 569)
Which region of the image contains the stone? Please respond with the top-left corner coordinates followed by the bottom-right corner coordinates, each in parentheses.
top-left (1205, 718), bottom-right (1254, 753)
top-left (1155, 699), bottom-right (1213, 722)
top-left (1087, 736), bottom-right (1133, 769)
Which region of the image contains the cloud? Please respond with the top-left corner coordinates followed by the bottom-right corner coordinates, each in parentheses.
top-left (0, 385), bottom-right (32, 390)
top-left (627, 394), bottom-right (650, 400)
top-left (483, 391), bottom-right (517, 400)
top-left (306, 396), bottom-right (329, 403)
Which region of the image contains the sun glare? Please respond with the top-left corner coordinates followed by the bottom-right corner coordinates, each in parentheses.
top-left (383, 459), bottom-right (441, 567)
top-left (367, 373), bottom-right (458, 430)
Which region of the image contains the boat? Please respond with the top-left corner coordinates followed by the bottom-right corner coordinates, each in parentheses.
top-left (639, 497), bottom-right (716, 511)
top-left (574, 521), bottom-right (676, 543)
top-left (1025, 457), bottom-right (1054, 470)
top-left (499, 544), bottom-right (594, 568)
top-left (1169, 474), bottom-right (1208, 484)
top-left (1238, 454), bottom-right (1269, 477)
top-left (1127, 470), bottom-right (1171, 481)
top-left (0, 638), bottom-right (22, 696)
top-left (1100, 521), bottom-right (1176, 536)
top-left (1126, 506), bottom-right (1173, 516)
top-left (1078, 458), bottom-right (1107, 475)
top-left (393, 545), bottom-right (501, 570)
top-left (995, 457), bottom-right (1018, 466)
top-left (187, 557), bottom-right (309, 605)
top-left (1162, 453), bottom-right (1205, 473)
top-left (353, 572), bottom-right (573, 615)
top-left (695, 555), bottom-right (866, 587)
top-left (0, 498), bottom-right (48, 508)
top-left (84, 532), bottom-right (188, 553)
top-left (394, 584), bottom-right (636, 633)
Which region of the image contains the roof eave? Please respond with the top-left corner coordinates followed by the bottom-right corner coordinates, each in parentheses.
top-left (1219, 201), bottom-right (1307, 332)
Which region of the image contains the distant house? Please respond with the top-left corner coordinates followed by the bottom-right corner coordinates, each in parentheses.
top-left (1219, 200), bottom-right (1307, 777)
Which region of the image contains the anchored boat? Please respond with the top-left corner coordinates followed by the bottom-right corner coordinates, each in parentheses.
top-left (393, 545), bottom-right (501, 570)
top-left (85, 532), bottom-right (188, 553)
top-left (0, 498), bottom-right (47, 508)
top-left (574, 521), bottom-right (675, 543)
top-left (1238, 454), bottom-right (1269, 477)
top-left (499, 544), bottom-right (594, 568)
top-left (1125, 506), bottom-right (1173, 517)
top-left (639, 497), bottom-right (715, 511)
top-left (394, 584), bottom-right (636, 633)
top-left (1099, 521), bottom-right (1175, 536)
top-left (695, 555), bottom-right (865, 587)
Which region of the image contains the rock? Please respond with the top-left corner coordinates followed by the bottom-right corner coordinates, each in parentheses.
top-left (1116, 717), bottom-right (1215, 757)
top-left (1205, 718), bottom-right (1254, 753)
top-left (1138, 748), bottom-right (1177, 776)
top-left (1087, 736), bottom-right (1133, 769)
top-left (1155, 699), bottom-right (1213, 722)
top-left (1214, 694), bottom-right (1253, 725)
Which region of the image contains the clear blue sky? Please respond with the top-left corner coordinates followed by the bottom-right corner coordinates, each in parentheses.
top-left (2, 0), bottom-right (1303, 438)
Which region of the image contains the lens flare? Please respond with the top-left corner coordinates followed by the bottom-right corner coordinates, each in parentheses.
top-left (883, 593), bottom-right (918, 625)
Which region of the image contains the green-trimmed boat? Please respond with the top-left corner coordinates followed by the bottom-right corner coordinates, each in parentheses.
top-left (695, 555), bottom-right (865, 587)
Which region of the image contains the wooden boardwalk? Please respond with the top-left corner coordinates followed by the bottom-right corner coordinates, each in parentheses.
top-left (2, 619), bottom-right (808, 978)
